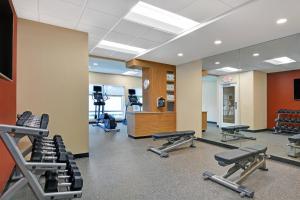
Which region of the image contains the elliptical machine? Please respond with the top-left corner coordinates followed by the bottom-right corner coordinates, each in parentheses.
top-left (123, 89), bottom-right (143, 125)
top-left (92, 86), bottom-right (119, 132)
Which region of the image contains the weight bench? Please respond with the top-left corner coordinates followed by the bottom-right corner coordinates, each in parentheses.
top-left (221, 125), bottom-right (255, 142)
top-left (203, 145), bottom-right (268, 198)
top-left (148, 130), bottom-right (195, 157)
top-left (287, 134), bottom-right (300, 157)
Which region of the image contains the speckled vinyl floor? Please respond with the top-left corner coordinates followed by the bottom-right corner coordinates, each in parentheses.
top-left (12, 124), bottom-right (300, 200)
top-left (202, 123), bottom-right (300, 163)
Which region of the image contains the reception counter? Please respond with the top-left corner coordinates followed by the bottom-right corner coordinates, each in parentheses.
top-left (127, 112), bottom-right (176, 138)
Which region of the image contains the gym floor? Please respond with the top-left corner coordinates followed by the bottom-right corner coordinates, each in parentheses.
top-left (14, 124), bottom-right (300, 200)
top-left (202, 123), bottom-right (300, 163)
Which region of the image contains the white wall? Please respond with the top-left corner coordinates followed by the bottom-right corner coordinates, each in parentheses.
top-left (176, 60), bottom-right (202, 137)
top-left (202, 76), bottom-right (218, 122)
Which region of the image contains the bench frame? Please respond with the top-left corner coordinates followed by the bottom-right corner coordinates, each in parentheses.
top-left (148, 134), bottom-right (195, 157)
top-left (221, 128), bottom-right (256, 142)
top-left (287, 142), bottom-right (300, 157)
top-left (203, 149), bottom-right (268, 198)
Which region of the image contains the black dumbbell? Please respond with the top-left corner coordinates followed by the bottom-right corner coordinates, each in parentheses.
top-left (31, 151), bottom-right (68, 163)
top-left (44, 171), bottom-right (83, 193)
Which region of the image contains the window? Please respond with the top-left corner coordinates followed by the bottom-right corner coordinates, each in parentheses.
top-left (89, 84), bottom-right (125, 120)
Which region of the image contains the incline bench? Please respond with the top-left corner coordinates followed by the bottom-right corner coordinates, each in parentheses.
top-left (287, 134), bottom-right (300, 157)
top-left (221, 125), bottom-right (256, 142)
top-left (203, 145), bottom-right (268, 198)
top-left (148, 130), bottom-right (195, 157)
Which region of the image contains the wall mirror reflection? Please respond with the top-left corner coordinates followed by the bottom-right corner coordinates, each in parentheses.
top-left (202, 33), bottom-right (300, 165)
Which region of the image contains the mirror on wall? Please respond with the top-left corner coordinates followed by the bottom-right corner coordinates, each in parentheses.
top-left (201, 33), bottom-right (300, 164)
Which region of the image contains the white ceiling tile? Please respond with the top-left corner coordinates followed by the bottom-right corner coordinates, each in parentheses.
top-left (15, 8), bottom-right (39, 21)
top-left (129, 38), bottom-right (159, 49)
top-left (40, 14), bottom-right (77, 29)
top-left (12, 0), bottom-right (38, 10)
top-left (91, 48), bottom-right (117, 58)
top-left (178, 0), bottom-right (230, 22)
top-left (219, 0), bottom-right (251, 7)
top-left (140, 29), bottom-right (174, 43)
top-left (111, 52), bottom-right (135, 61)
top-left (104, 31), bottom-right (135, 45)
top-left (88, 39), bottom-right (99, 51)
top-left (77, 23), bottom-right (108, 39)
top-left (79, 8), bottom-right (119, 29)
top-left (142, 0), bottom-right (197, 12)
top-left (39, 0), bottom-right (82, 22)
top-left (61, 0), bottom-right (87, 6)
top-left (113, 20), bottom-right (152, 38)
top-left (86, 0), bottom-right (138, 17)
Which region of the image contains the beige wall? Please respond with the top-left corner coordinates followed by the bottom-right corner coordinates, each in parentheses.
top-left (17, 19), bottom-right (89, 154)
top-left (218, 70), bottom-right (267, 130)
top-left (89, 72), bottom-right (142, 104)
top-left (253, 71), bottom-right (267, 129)
top-left (176, 60), bottom-right (202, 137)
top-left (239, 71), bottom-right (254, 127)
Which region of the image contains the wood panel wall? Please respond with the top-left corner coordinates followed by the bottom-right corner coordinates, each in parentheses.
top-left (127, 59), bottom-right (176, 112)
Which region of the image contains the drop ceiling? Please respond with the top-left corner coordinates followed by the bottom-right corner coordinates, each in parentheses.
top-left (12, 0), bottom-right (300, 74)
top-left (204, 33), bottom-right (300, 75)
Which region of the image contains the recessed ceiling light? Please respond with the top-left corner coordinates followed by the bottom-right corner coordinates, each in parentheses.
top-left (214, 40), bottom-right (222, 45)
top-left (122, 71), bottom-right (139, 76)
top-left (215, 61), bottom-right (220, 65)
top-left (124, 1), bottom-right (200, 35)
top-left (264, 56), bottom-right (296, 65)
top-left (276, 18), bottom-right (287, 24)
top-left (253, 53), bottom-right (260, 57)
top-left (216, 67), bottom-right (241, 72)
top-left (93, 62), bottom-right (98, 66)
top-left (97, 40), bottom-right (146, 55)
top-left (177, 53), bottom-right (183, 57)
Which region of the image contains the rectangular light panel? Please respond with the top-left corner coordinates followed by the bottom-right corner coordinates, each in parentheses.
top-left (264, 56), bottom-right (296, 65)
top-left (216, 67), bottom-right (241, 72)
top-left (97, 40), bottom-right (146, 55)
top-left (122, 71), bottom-right (139, 75)
top-left (124, 1), bottom-right (200, 35)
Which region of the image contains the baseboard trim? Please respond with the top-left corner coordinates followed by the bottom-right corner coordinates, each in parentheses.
top-left (196, 138), bottom-right (237, 149)
top-left (207, 121), bottom-right (217, 124)
top-left (128, 134), bottom-right (152, 139)
top-left (74, 152), bottom-right (89, 159)
top-left (269, 155), bottom-right (300, 167)
top-left (197, 138), bottom-right (300, 167)
top-left (243, 129), bottom-right (270, 133)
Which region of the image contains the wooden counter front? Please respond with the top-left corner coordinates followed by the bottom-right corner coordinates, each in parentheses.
top-left (127, 112), bottom-right (176, 138)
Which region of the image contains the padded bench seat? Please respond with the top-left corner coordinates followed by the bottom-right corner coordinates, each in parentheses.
top-left (288, 134), bottom-right (300, 143)
top-left (215, 145), bottom-right (267, 165)
top-left (152, 130), bottom-right (195, 139)
top-left (221, 125), bottom-right (250, 131)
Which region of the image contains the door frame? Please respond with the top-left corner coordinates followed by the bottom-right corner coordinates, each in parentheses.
top-left (219, 83), bottom-right (239, 127)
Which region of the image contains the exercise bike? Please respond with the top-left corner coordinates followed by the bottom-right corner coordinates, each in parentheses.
top-left (123, 89), bottom-right (143, 125)
top-left (92, 86), bottom-right (120, 132)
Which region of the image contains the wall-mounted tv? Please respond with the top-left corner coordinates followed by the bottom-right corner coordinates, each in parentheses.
top-left (294, 79), bottom-right (300, 100)
top-left (0, 0), bottom-right (13, 81)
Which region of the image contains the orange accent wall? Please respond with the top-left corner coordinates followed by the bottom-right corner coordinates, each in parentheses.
top-left (267, 70), bottom-right (300, 128)
top-left (0, 0), bottom-right (17, 193)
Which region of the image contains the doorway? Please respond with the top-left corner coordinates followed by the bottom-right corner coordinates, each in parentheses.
top-left (220, 84), bottom-right (239, 127)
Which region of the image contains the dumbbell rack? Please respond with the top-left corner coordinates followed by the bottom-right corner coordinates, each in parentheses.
top-left (0, 125), bottom-right (82, 200)
top-left (274, 109), bottom-right (300, 134)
